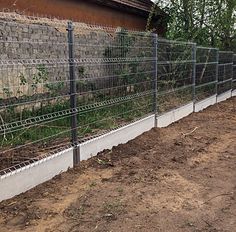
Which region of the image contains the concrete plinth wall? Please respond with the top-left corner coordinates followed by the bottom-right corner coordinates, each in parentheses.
top-left (0, 94), bottom-right (235, 202)
top-left (80, 115), bottom-right (155, 161)
top-left (0, 148), bottom-right (73, 202)
top-left (232, 90), bottom-right (236, 97)
top-left (194, 95), bottom-right (217, 112)
top-left (157, 102), bottom-right (194, 128)
top-left (0, 115), bottom-right (155, 202)
top-left (217, 91), bottom-right (232, 103)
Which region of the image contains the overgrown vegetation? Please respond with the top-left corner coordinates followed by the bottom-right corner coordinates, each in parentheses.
top-left (0, 30), bottom-right (154, 149)
top-left (148, 0), bottom-right (236, 51)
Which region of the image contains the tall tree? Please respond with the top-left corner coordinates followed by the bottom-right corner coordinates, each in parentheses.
top-left (147, 0), bottom-right (236, 51)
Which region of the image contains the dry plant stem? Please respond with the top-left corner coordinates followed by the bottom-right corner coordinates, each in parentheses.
top-left (181, 127), bottom-right (199, 137)
top-left (202, 193), bottom-right (233, 205)
top-left (199, 49), bottom-right (211, 82)
top-left (0, 114), bottom-right (7, 143)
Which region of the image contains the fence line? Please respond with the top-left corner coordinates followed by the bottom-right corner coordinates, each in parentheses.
top-left (0, 15), bottom-right (235, 172)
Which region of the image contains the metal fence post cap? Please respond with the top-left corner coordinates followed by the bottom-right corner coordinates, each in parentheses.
top-left (153, 33), bottom-right (158, 44)
top-left (67, 21), bottom-right (74, 31)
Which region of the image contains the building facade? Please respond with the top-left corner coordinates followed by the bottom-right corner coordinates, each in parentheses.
top-left (0, 0), bottom-right (167, 34)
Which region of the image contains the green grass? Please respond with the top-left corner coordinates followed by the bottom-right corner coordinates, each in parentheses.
top-left (0, 95), bottom-right (153, 148)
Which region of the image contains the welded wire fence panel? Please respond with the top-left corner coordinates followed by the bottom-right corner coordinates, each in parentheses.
top-left (195, 47), bottom-right (218, 101)
top-left (233, 54), bottom-right (236, 91)
top-left (217, 51), bottom-right (233, 95)
top-left (156, 39), bottom-right (195, 113)
top-left (0, 14), bottom-right (73, 172)
top-left (72, 24), bottom-right (155, 142)
top-left (0, 12), bottom-right (235, 173)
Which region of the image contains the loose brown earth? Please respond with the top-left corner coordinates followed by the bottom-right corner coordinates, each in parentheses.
top-left (0, 97), bottom-right (235, 232)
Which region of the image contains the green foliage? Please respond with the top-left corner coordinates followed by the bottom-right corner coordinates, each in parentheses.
top-left (104, 28), bottom-right (135, 58)
top-left (32, 64), bottom-right (49, 91)
top-left (104, 29), bottom-right (136, 86)
top-left (78, 66), bottom-right (85, 76)
top-left (3, 87), bottom-right (12, 98)
top-left (19, 73), bottom-right (27, 86)
top-left (1, 30), bottom-right (154, 150)
top-left (104, 28), bottom-right (152, 85)
top-left (149, 0), bottom-right (236, 51)
top-left (0, 95), bottom-right (152, 148)
top-left (45, 81), bottom-right (65, 95)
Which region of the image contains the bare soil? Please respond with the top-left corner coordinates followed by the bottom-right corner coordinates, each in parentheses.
top-left (0, 97), bottom-right (235, 232)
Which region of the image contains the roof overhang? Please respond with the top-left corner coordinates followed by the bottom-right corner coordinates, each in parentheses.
top-left (87, 0), bottom-right (166, 18)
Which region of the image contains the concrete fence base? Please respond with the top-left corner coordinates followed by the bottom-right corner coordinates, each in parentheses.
top-left (217, 90), bottom-right (232, 103)
top-left (0, 116), bottom-right (155, 202)
top-left (232, 90), bottom-right (236, 97)
top-left (80, 115), bottom-right (155, 161)
top-left (194, 95), bottom-right (217, 112)
top-left (156, 102), bottom-right (194, 128)
top-left (0, 148), bottom-right (73, 202)
top-left (0, 93), bottom-right (234, 202)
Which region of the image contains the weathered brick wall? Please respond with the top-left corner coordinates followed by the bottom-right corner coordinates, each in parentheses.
top-left (0, 13), bottom-right (154, 104)
top-left (0, 16), bottom-right (113, 99)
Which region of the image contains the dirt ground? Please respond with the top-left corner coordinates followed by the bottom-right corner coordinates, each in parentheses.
top-left (0, 97), bottom-right (235, 232)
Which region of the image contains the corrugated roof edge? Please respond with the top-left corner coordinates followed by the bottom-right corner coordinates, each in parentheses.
top-left (111, 0), bottom-right (153, 12)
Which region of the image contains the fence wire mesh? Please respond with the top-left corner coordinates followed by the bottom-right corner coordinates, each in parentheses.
top-left (0, 13), bottom-right (235, 173)
top-left (72, 24), bottom-right (155, 142)
top-left (218, 51), bottom-right (234, 95)
top-left (0, 15), bottom-right (72, 173)
top-left (233, 54), bottom-right (236, 91)
top-left (156, 39), bottom-right (195, 113)
top-left (195, 47), bottom-right (218, 101)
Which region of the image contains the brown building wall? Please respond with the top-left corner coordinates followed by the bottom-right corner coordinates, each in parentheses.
top-left (0, 0), bottom-right (164, 34)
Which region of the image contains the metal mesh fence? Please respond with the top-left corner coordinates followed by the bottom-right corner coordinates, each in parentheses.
top-left (233, 54), bottom-right (236, 91)
top-left (0, 16), bottom-right (72, 172)
top-left (195, 47), bottom-right (218, 101)
top-left (217, 51), bottom-right (233, 95)
top-left (0, 13), bottom-right (235, 173)
top-left (72, 24), bottom-right (155, 142)
top-left (156, 39), bottom-right (195, 113)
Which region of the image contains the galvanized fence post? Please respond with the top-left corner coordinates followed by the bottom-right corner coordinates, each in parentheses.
top-left (153, 33), bottom-right (158, 127)
top-left (67, 21), bottom-right (80, 165)
top-left (216, 49), bottom-right (219, 97)
top-left (233, 54), bottom-right (236, 95)
top-left (230, 53), bottom-right (233, 95)
top-left (192, 43), bottom-right (197, 110)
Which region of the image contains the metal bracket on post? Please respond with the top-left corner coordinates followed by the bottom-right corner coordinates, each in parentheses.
top-left (67, 21), bottom-right (79, 165)
top-left (153, 33), bottom-right (158, 127)
top-left (192, 43), bottom-right (197, 111)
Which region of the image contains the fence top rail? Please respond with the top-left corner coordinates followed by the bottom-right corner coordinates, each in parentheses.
top-left (73, 21), bottom-right (156, 36)
top-left (0, 57), bottom-right (158, 66)
top-left (218, 62), bottom-right (234, 66)
top-left (157, 37), bottom-right (196, 46)
top-left (0, 58), bottom-right (70, 66)
top-left (196, 61), bottom-right (218, 65)
top-left (219, 51), bottom-right (234, 54)
top-left (197, 46), bottom-right (219, 51)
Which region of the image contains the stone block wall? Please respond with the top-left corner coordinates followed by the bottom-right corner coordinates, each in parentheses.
top-left (0, 15), bottom-right (114, 100)
top-left (0, 13), bottom-right (154, 107)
